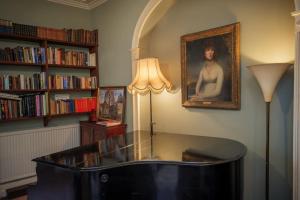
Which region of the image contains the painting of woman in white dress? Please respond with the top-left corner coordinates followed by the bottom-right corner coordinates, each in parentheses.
top-left (181, 23), bottom-right (240, 109)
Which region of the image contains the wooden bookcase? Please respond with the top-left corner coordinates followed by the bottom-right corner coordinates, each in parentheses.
top-left (0, 30), bottom-right (99, 126)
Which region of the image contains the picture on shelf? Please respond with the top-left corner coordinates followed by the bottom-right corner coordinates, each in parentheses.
top-left (98, 86), bottom-right (126, 123)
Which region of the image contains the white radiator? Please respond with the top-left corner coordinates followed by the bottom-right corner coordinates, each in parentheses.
top-left (0, 124), bottom-right (80, 185)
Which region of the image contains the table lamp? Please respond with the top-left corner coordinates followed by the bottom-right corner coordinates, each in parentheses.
top-left (128, 58), bottom-right (172, 158)
top-left (247, 63), bottom-right (290, 200)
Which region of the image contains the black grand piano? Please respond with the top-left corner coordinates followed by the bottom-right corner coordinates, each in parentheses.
top-left (28, 131), bottom-right (246, 200)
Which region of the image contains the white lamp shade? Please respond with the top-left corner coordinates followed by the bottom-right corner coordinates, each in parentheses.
top-left (128, 58), bottom-right (172, 95)
top-left (247, 63), bottom-right (290, 102)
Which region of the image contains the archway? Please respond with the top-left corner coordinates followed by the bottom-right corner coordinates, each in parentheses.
top-left (130, 0), bottom-right (175, 130)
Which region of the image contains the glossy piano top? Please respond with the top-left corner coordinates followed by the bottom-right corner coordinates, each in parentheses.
top-left (33, 131), bottom-right (247, 170)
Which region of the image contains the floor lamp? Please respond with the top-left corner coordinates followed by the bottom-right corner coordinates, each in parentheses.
top-left (128, 58), bottom-right (172, 158)
top-left (247, 63), bottom-right (290, 200)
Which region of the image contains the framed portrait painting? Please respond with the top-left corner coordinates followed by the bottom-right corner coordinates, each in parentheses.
top-left (181, 23), bottom-right (240, 109)
top-left (97, 86), bottom-right (126, 123)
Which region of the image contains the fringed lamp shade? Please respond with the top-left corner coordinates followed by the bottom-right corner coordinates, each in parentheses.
top-left (128, 58), bottom-right (172, 95)
top-left (247, 63), bottom-right (290, 102)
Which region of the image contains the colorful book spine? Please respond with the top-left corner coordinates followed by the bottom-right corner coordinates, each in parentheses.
top-left (50, 97), bottom-right (96, 115)
top-left (47, 47), bottom-right (95, 66)
top-left (0, 46), bottom-right (46, 64)
top-left (48, 75), bottom-right (97, 90)
top-left (0, 93), bottom-right (48, 120)
top-left (0, 72), bottom-right (46, 90)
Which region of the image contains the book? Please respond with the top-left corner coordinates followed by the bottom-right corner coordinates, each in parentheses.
top-left (0, 72), bottom-right (46, 90)
top-left (96, 119), bottom-right (121, 127)
top-left (0, 92), bottom-right (21, 101)
top-left (50, 97), bottom-right (96, 115)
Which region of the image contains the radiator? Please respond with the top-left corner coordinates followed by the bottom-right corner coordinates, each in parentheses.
top-left (0, 124), bottom-right (80, 184)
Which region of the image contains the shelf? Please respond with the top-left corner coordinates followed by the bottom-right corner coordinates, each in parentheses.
top-left (0, 27), bottom-right (98, 127)
top-left (0, 33), bottom-right (97, 48)
top-left (0, 61), bottom-right (45, 67)
top-left (49, 89), bottom-right (97, 92)
top-left (0, 116), bottom-right (45, 122)
top-left (48, 64), bottom-right (96, 69)
top-left (49, 112), bottom-right (90, 118)
top-left (0, 89), bottom-right (47, 93)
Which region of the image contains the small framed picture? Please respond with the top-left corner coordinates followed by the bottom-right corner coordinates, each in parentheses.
top-left (181, 23), bottom-right (240, 109)
top-left (97, 86), bottom-right (126, 123)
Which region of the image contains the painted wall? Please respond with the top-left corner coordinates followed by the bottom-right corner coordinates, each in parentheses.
top-left (91, 0), bottom-right (149, 131)
top-left (139, 0), bottom-right (295, 200)
top-left (0, 0), bottom-right (295, 199)
top-left (0, 0), bottom-right (93, 132)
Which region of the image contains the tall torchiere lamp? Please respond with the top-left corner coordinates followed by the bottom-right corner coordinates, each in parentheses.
top-left (247, 63), bottom-right (290, 200)
top-left (128, 58), bottom-right (172, 158)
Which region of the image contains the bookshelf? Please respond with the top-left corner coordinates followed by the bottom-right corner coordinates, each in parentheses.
top-left (0, 20), bottom-right (99, 126)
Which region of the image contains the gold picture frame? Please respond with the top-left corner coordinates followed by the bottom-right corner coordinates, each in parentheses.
top-left (97, 86), bottom-right (127, 123)
top-left (181, 23), bottom-right (240, 109)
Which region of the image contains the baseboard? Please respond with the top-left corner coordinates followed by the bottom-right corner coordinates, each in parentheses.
top-left (0, 176), bottom-right (36, 198)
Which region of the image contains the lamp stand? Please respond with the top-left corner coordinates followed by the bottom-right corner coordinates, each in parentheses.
top-left (266, 102), bottom-right (270, 200)
top-left (149, 91), bottom-right (154, 158)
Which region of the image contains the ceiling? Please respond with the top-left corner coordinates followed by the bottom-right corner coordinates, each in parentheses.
top-left (47, 0), bottom-right (108, 10)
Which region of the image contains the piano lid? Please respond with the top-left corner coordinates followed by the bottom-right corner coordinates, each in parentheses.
top-left (33, 131), bottom-right (247, 170)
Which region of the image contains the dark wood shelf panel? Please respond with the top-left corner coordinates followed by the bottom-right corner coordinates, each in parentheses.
top-left (0, 33), bottom-right (97, 48)
top-left (0, 116), bottom-right (45, 122)
top-left (49, 112), bottom-right (90, 118)
top-left (49, 88), bottom-right (97, 92)
top-left (0, 61), bottom-right (45, 67)
top-left (48, 64), bottom-right (96, 69)
top-left (0, 89), bottom-right (47, 93)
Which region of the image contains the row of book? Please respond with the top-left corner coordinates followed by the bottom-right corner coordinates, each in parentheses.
top-left (0, 19), bottom-right (13, 34)
top-left (50, 97), bottom-right (96, 115)
top-left (0, 73), bottom-right (47, 90)
top-left (0, 21), bottom-right (37, 37)
top-left (48, 75), bottom-right (97, 90)
top-left (0, 19), bottom-right (97, 44)
top-left (0, 93), bottom-right (48, 120)
top-left (0, 47), bottom-right (46, 64)
top-left (38, 27), bottom-right (98, 44)
top-left (47, 47), bottom-right (96, 66)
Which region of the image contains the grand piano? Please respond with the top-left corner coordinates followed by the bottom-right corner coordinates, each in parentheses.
top-left (28, 131), bottom-right (247, 200)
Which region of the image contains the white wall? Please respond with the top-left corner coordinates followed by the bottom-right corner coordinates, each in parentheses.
top-left (140, 0), bottom-right (295, 199)
top-left (91, 0), bottom-right (149, 131)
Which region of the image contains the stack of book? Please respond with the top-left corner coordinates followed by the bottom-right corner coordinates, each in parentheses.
top-left (65, 29), bottom-right (97, 44)
top-left (38, 27), bottom-right (65, 41)
top-left (0, 46), bottom-right (46, 64)
top-left (48, 75), bottom-right (97, 90)
top-left (0, 72), bottom-right (46, 90)
top-left (0, 19), bottom-right (13, 34)
top-left (96, 119), bottom-right (121, 127)
top-left (47, 47), bottom-right (96, 66)
top-left (0, 92), bottom-right (48, 120)
top-left (0, 19), bottom-right (98, 44)
top-left (13, 23), bottom-right (37, 37)
top-left (50, 97), bottom-right (96, 115)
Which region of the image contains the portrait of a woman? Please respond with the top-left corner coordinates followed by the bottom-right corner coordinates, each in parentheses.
top-left (195, 44), bottom-right (224, 100)
top-left (181, 23), bottom-right (240, 109)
